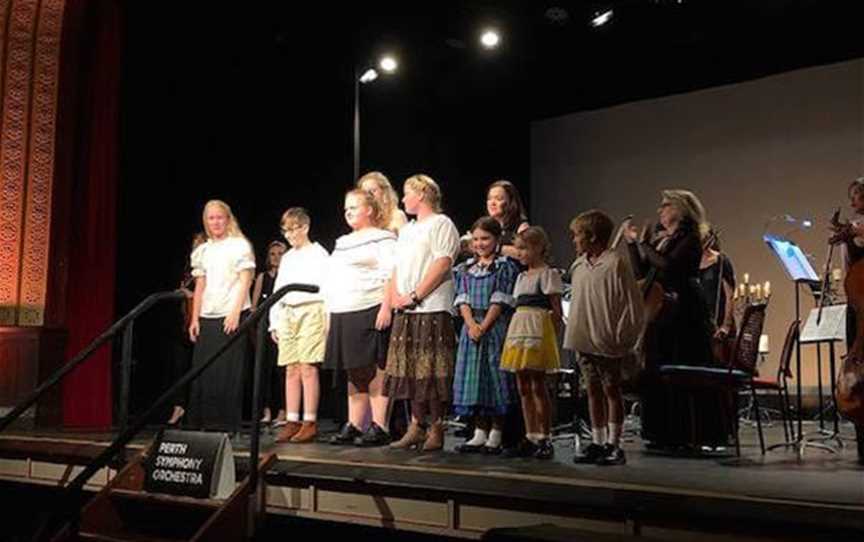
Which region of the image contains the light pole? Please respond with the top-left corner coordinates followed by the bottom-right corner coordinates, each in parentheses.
top-left (353, 56), bottom-right (397, 181)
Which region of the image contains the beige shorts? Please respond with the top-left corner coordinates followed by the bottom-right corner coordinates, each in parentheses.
top-left (277, 302), bottom-right (326, 365)
top-left (578, 353), bottom-right (622, 387)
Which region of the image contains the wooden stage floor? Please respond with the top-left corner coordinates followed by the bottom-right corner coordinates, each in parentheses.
top-left (1, 420), bottom-right (862, 540)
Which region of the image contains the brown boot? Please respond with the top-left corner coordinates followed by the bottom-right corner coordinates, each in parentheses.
top-left (421, 421), bottom-right (444, 452)
top-left (389, 422), bottom-right (426, 449)
top-left (290, 421), bottom-right (318, 443)
top-left (274, 421), bottom-right (302, 443)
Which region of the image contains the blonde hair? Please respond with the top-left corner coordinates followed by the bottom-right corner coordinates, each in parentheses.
top-left (202, 200), bottom-right (244, 239)
top-left (661, 189), bottom-right (709, 239)
top-left (404, 174), bottom-right (442, 212)
top-left (346, 188), bottom-right (386, 230)
top-left (357, 171), bottom-right (400, 227)
top-left (570, 209), bottom-right (614, 247)
top-left (516, 226), bottom-right (553, 264)
top-left (280, 207), bottom-right (311, 228)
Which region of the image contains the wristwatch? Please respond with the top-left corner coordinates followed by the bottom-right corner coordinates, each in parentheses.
top-left (410, 290), bottom-right (420, 304)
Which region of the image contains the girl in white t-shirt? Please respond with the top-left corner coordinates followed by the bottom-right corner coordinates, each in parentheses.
top-left (384, 175), bottom-right (461, 452)
top-left (325, 189), bottom-right (397, 447)
top-left (186, 200), bottom-right (256, 434)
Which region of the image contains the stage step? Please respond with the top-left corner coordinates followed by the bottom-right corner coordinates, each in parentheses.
top-left (76, 532), bottom-right (177, 542)
top-left (48, 451), bottom-right (276, 542)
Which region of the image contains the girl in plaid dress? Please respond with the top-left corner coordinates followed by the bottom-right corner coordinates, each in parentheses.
top-left (453, 217), bottom-right (520, 454)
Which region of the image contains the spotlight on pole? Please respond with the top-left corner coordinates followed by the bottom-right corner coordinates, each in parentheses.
top-left (359, 68), bottom-right (379, 84)
top-left (480, 29), bottom-right (500, 49)
top-left (379, 56), bottom-right (398, 74)
top-left (591, 8), bottom-right (614, 27)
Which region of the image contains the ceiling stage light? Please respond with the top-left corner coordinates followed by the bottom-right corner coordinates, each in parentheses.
top-left (591, 8), bottom-right (614, 28)
top-left (379, 56), bottom-right (398, 73)
top-left (480, 30), bottom-right (501, 49)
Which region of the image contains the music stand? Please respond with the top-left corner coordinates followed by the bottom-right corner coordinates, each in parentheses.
top-left (763, 235), bottom-right (835, 458)
top-left (798, 305), bottom-right (846, 450)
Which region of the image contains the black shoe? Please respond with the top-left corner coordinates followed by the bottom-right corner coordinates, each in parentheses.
top-left (329, 423), bottom-right (363, 445)
top-left (455, 442), bottom-right (485, 454)
top-left (482, 444), bottom-right (503, 455)
top-left (596, 445), bottom-right (626, 466)
top-left (572, 443), bottom-right (606, 465)
top-left (354, 422), bottom-right (392, 447)
top-left (533, 439), bottom-right (555, 460)
top-left (502, 438), bottom-right (538, 458)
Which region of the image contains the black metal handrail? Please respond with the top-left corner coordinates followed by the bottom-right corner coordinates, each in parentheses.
top-left (41, 283), bottom-right (318, 541)
top-left (0, 289), bottom-right (187, 434)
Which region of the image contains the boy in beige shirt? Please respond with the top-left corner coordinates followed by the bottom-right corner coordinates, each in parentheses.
top-left (564, 210), bottom-right (644, 466)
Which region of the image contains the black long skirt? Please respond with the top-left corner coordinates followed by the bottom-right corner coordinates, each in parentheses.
top-left (185, 315), bottom-right (247, 433)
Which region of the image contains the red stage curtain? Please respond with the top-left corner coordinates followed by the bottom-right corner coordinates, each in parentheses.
top-left (61, 0), bottom-right (121, 429)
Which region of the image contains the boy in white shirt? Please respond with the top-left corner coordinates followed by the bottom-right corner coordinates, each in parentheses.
top-left (564, 210), bottom-right (644, 466)
top-left (270, 208), bottom-right (329, 443)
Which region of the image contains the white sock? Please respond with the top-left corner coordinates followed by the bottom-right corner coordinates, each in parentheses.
top-left (535, 433), bottom-right (548, 442)
top-left (486, 429), bottom-right (503, 448)
top-left (592, 427), bottom-right (607, 445)
top-left (526, 433), bottom-right (540, 443)
top-left (304, 413), bottom-right (317, 422)
top-left (608, 423), bottom-right (622, 447)
top-left (466, 428), bottom-right (488, 446)
top-left (286, 412), bottom-right (300, 422)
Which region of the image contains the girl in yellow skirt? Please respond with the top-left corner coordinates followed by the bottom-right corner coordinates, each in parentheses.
top-left (500, 226), bottom-right (563, 459)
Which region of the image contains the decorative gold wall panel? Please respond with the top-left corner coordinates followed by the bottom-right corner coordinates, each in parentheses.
top-left (0, 0), bottom-right (65, 326)
top-left (19, 0), bottom-right (64, 325)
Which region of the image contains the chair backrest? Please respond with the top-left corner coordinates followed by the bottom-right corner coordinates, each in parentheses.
top-left (776, 318), bottom-right (800, 381)
top-left (730, 302), bottom-right (768, 375)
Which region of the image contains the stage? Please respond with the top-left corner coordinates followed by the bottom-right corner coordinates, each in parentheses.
top-left (0, 421), bottom-right (861, 541)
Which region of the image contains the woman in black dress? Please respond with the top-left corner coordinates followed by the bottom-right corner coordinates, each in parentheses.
top-left (251, 240), bottom-right (288, 425)
top-left (627, 189), bottom-right (732, 450)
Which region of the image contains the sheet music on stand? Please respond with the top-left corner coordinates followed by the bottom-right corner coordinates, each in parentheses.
top-left (763, 234), bottom-right (820, 284)
top-left (800, 305), bottom-right (847, 344)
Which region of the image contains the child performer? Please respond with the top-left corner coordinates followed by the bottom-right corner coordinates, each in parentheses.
top-left (565, 210), bottom-right (644, 466)
top-left (325, 189), bottom-right (397, 446)
top-left (500, 226), bottom-right (563, 459)
top-left (453, 217), bottom-right (520, 454)
top-left (270, 208), bottom-right (329, 443)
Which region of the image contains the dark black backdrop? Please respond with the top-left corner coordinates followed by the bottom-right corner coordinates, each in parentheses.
top-left (115, 1), bottom-right (863, 418)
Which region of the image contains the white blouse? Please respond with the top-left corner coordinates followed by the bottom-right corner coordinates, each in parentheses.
top-left (269, 242), bottom-right (329, 331)
top-left (327, 228), bottom-right (397, 314)
top-left (394, 214), bottom-right (461, 314)
top-left (190, 236), bottom-right (256, 318)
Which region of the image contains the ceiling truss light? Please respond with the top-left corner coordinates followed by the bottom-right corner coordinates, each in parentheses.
top-left (379, 56), bottom-right (398, 73)
top-left (359, 68), bottom-right (378, 84)
top-left (591, 8), bottom-right (614, 27)
top-left (480, 29), bottom-right (500, 49)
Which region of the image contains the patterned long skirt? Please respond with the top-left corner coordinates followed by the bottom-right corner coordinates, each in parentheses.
top-left (384, 311), bottom-right (456, 402)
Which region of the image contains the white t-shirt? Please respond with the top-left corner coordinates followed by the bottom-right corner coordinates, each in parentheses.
top-left (327, 228), bottom-right (397, 314)
top-left (394, 214), bottom-right (461, 314)
top-left (269, 242), bottom-right (329, 331)
top-left (190, 236), bottom-right (256, 318)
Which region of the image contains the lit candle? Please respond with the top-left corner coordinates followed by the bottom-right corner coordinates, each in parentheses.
top-left (755, 284), bottom-right (762, 300)
top-left (758, 334), bottom-right (770, 354)
top-left (750, 285), bottom-right (757, 297)
top-left (744, 272), bottom-right (750, 285)
top-left (739, 284), bottom-right (747, 297)
top-left (764, 281), bottom-right (771, 298)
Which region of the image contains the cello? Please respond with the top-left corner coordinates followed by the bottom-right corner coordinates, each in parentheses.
top-left (827, 217), bottom-right (864, 427)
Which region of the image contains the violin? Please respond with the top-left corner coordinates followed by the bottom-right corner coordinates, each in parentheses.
top-left (638, 222), bottom-right (669, 324)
